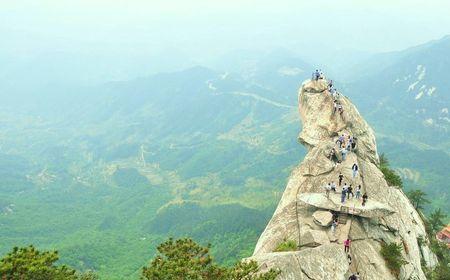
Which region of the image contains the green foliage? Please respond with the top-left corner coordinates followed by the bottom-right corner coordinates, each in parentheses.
top-left (274, 240), bottom-right (297, 252)
top-left (380, 242), bottom-right (406, 278)
top-left (227, 260), bottom-right (280, 280)
top-left (141, 238), bottom-right (279, 280)
top-left (380, 167), bottom-right (403, 188)
top-left (379, 154), bottom-right (403, 188)
top-left (428, 262), bottom-right (450, 280)
top-left (420, 209), bottom-right (450, 280)
top-left (78, 271), bottom-right (99, 280)
top-left (428, 209), bottom-right (447, 233)
top-left (407, 189), bottom-right (430, 210)
top-left (425, 239), bottom-right (450, 280)
top-left (0, 245), bottom-right (95, 280)
top-left (141, 238), bottom-right (225, 280)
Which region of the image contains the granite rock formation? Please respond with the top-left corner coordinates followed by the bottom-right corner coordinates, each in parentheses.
top-left (248, 79), bottom-right (437, 280)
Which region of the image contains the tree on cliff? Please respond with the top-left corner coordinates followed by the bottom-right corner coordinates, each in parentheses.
top-left (379, 154), bottom-right (403, 188)
top-left (0, 245), bottom-right (98, 280)
top-left (428, 208), bottom-right (446, 233)
top-left (406, 189), bottom-right (430, 210)
top-left (141, 238), bottom-right (279, 280)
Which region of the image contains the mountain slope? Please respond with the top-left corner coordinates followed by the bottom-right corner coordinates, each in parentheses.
top-left (0, 65), bottom-right (309, 279)
top-left (343, 36), bottom-right (450, 209)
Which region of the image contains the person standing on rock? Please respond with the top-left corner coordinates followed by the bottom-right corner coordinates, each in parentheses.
top-left (348, 136), bottom-right (354, 151)
top-left (331, 219), bottom-right (338, 233)
top-left (333, 90), bottom-right (341, 100)
top-left (325, 183), bottom-right (332, 198)
top-left (344, 238), bottom-right (351, 253)
top-left (352, 163), bottom-right (359, 178)
top-left (346, 142), bottom-right (352, 152)
top-left (341, 147), bottom-right (348, 161)
top-left (347, 185), bottom-right (354, 199)
top-left (338, 134), bottom-right (345, 145)
top-left (338, 103), bottom-right (344, 118)
top-left (330, 88), bottom-right (336, 96)
top-left (333, 100), bottom-right (338, 114)
top-left (341, 184), bottom-right (347, 203)
top-left (355, 185), bottom-right (362, 199)
top-left (314, 69), bottom-right (320, 81)
top-left (338, 173), bottom-right (344, 186)
top-left (351, 137), bottom-right (357, 150)
top-left (362, 193), bottom-right (368, 206)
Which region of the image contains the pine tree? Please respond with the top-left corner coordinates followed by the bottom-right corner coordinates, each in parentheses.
top-left (407, 189), bottom-right (430, 210)
top-left (428, 208), bottom-right (446, 233)
top-left (0, 246), bottom-right (77, 280)
top-left (141, 238), bottom-right (279, 280)
top-left (0, 245), bottom-right (98, 280)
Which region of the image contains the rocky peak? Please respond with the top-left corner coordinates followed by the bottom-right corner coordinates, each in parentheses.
top-left (248, 78), bottom-right (436, 279)
top-left (298, 79), bottom-right (379, 165)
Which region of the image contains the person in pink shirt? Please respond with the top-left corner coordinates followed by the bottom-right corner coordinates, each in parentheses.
top-left (344, 238), bottom-right (351, 253)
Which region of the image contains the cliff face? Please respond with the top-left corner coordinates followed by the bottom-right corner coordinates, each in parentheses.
top-left (249, 79), bottom-right (437, 280)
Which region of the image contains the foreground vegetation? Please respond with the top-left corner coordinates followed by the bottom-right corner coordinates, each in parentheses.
top-left (0, 239), bottom-right (279, 280)
top-left (0, 246), bottom-right (97, 280)
top-left (142, 238), bottom-right (279, 280)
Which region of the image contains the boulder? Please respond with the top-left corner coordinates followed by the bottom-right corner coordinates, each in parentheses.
top-left (299, 230), bottom-right (330, 247)
top-left (312, 210), bottom-right (333, 226)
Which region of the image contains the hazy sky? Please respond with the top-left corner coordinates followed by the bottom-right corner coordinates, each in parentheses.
top-left (1, 0), bottom-right (450, 81)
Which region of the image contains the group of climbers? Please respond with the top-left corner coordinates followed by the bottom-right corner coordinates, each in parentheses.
top-left (337, 134), bottom-right (357, 153)
top-left (326, 76), bottom-right (344, 118)
top-left (335, 172), bottom-right (368, 206)
top-left (327, 133), bottom-right (357, 165)
top-left (312, 69), bottom-right (325, 81)
top-left (324, 182), bottom-right (338, 198)
top-left (311, 70), bottom-right (345, 120)
top-left (311, 71), bottom-right (366, 279)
